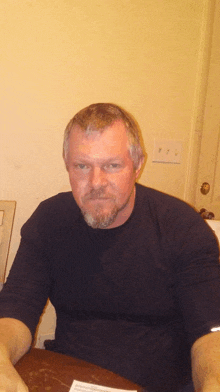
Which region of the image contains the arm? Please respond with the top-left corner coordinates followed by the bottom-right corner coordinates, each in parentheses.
top-left (191, 331), bottom-right (220, 391)
top-left (0, 317), bottom-right (32, 391)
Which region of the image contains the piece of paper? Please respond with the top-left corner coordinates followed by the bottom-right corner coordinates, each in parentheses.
top-left (69, 380), bottom-right (137, 392)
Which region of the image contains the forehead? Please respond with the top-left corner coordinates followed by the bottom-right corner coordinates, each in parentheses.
top-left (68, 120), bottom-right (130, 160)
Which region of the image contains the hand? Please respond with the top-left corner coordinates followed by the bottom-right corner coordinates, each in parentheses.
top-left (0, 361), bottom-right (28, 392)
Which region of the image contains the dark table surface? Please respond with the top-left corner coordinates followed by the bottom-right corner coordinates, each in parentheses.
top-left (15, 348), bottom-right (143, 392)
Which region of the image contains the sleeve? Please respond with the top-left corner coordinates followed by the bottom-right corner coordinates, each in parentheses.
top-left (0, 203), bottom-right (52, 337)
top-left (169, 206), bottom-right (220, 347)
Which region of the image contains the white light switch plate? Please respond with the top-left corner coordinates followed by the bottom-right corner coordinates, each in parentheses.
top-left (153, 140), bottom-right (182, 163)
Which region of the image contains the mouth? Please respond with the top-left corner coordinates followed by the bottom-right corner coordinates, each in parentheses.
top-left (83, 193), bottom-right (115, 202)
top-left (89, 197), bottom-right (112, 200)
top-left (86, 197), bottom-right (114, 203)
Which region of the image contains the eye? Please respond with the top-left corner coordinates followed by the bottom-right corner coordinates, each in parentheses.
top-left (104, 163), bottom-right (121, 171)
top-left (109, 163), bottom-right (120, 168)
top-left (73, 163), bottom-right (90, 171)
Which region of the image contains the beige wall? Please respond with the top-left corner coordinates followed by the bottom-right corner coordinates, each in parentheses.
top-left (0, 0), bottom-right (211, 272)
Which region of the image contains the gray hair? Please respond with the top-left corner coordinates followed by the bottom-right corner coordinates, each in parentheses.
top-left (63, 103), bottom-right (145, 170)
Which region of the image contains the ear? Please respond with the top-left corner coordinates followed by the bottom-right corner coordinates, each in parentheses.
top-left (135, 157), bottom-right (145, 179)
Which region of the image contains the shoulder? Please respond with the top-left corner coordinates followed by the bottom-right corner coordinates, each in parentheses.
top-left (21, 192), bottom-right (80, 239)
top-left (135, 183), bottom-right (214, 237)
top-left (135, 184), bottom-right (219, 261)
top-left (39, 191), bottom-right (77, 214)
top-left (136, 183), bottom-right (197, 216)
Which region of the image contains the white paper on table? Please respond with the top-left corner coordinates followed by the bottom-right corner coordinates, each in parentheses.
top-left (69, 380), bottom-right (137, 392)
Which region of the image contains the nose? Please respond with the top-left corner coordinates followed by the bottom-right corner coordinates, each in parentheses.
top-left (90, 167), bottom-right (108, 189)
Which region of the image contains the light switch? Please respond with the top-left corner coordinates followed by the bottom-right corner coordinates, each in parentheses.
top-left (153, 140), bottom-right (182, 163)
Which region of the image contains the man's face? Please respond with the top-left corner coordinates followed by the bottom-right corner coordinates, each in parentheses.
top-left (67, 120), bottom-right (142, 229)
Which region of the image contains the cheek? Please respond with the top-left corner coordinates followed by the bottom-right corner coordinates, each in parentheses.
top-left (69, 174), bottom-right (87, 199)
top-left (69, 171), bottom-right (84, 187)
top-left (113, 172), bottom-right (136, 194)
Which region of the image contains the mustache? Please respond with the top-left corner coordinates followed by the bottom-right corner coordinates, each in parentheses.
top-left (82, 188), bottom-right (115, 201)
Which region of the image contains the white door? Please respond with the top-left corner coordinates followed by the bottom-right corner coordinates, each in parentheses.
top-left (194, 0), bottom-right (220, 219)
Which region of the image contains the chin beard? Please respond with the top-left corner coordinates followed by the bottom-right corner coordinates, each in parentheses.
top-left (80, 187), bottom-right (134, 229)
top-left (82, 206), bottom-right (118, 229)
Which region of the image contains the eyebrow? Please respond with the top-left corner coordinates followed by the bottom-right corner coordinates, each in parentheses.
top-left (71, 155), bottom-right (124, 165)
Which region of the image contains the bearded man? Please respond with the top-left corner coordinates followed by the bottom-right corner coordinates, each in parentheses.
top-left (0, 103), bottom-right (220, 392)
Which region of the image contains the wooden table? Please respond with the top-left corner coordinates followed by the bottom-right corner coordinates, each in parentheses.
top-left (15, 348), bottom-right (143, 392)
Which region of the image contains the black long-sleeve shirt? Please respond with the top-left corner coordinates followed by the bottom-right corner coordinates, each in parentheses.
top-left (0, 184), bottom-right (220, 392)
